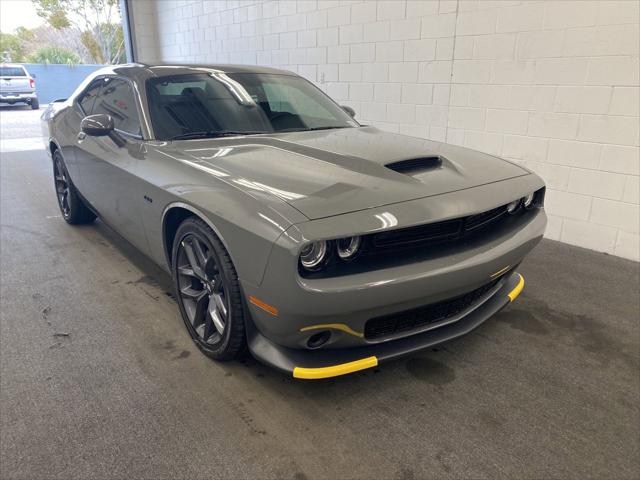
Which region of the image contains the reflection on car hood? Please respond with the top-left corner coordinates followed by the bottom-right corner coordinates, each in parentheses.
top-left (170, 126), bottom-right (529, 220)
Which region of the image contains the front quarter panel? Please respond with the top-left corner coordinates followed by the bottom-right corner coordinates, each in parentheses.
top-left (43, 102), bottom-right (86, 183)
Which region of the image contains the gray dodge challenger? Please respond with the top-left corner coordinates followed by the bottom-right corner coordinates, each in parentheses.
top-left (42, 64), bottom-right (546, 379)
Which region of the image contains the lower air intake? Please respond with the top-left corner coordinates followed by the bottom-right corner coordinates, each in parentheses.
top-left (364, 278), bottom-right (501, 340)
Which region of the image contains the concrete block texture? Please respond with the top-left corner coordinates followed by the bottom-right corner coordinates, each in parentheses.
top-left (131, 0), bottom-right (639, 261)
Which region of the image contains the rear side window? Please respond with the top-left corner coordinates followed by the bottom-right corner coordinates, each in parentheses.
top-left (78, 80), bottom-right (103, 115)
top-left (0, 66), bottom-right (26, 77)
top-left (92, 78), bottom-right (141, 135)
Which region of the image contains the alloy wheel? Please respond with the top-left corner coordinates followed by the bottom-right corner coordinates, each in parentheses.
top-left (54, 158), bottom-right (70, 218)
top-left (176, 234), bottom-right (230, 344)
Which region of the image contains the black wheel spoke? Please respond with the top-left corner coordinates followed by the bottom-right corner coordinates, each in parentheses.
top-left (177, 266), bottom-right (197, 278)
top-left (208, 295), bottom-right (226, 335)
top-left (180, 285), bottom-right (203, 300)
top-left (202, 312), bottom-right (215, 342)
top-left (192, 238), bottom-right (208, 268)
top-left (191, 290), bottom-right (208, 328)
top-left (182, 240), bottom-right (206, 280)
top-left (61, 191), bottom-right (70, 214)
top-left (212, 292), bottom-right (227, 319)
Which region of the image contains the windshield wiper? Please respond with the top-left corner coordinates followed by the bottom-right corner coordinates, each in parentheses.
top-left (277, 126), bottom-right (350, 133)
top-left (169, 130), bottom-right (267, 140)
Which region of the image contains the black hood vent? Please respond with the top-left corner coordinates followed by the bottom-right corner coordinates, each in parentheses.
top-left (386, 156), bottom-right (442, 175)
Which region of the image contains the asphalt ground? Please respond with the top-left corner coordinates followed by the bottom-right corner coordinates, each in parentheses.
top-left (1, 107), bottom-right (639, 479)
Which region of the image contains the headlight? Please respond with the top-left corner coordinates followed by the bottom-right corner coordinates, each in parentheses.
top-left (299, 241), bottom-right (328, 270)
top-left (523, 192), bottom-right (535, 209)
top-left (506, 199), bottom-right (521, 214)
top-left (336, 236), bottom-right (361, 260)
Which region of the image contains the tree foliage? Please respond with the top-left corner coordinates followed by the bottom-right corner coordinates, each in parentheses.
top-left (26, 25), bottom-right (88, 61)
top-left (1, 25), bottom-right (94, 64)
top-left (27, 46), bottom-right (80, 65)
top-left (80, 22), bottom-right (124, 64)
top-left (32, 0), bottom-right (124, 64)
top-left (0, 32), bottom-right (26, 62)
top-left (0, 28), bottom-right (37, 62)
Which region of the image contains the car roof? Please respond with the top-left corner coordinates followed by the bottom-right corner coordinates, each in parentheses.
top-left (93, 63), bottom-right (296, 82)
top-left (145, 63), bottom-right (294, 75)
top-left (0, 63), bottom-right (26, 68)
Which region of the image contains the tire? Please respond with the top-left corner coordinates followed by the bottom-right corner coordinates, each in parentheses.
top-left (31, 98), bottom-right (39, 110)
top-left (172, 217), bottom-right (246, 360)
top-left (52, 150), bottom-right (96, 224)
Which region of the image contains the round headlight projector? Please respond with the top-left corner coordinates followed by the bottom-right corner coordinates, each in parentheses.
top-left (299, 241), bottom-right (328, 270)
top-left (523, 192), bottom-right (535, 209)
top-left (507, 192), bottom-right (538, 215)
top-left (337, 236), bottom-right (362, 260)
top-left (506, 199), bottom-right (521, 214)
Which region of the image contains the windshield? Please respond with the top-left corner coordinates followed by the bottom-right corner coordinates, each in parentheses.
top-left (0, 66), bottom-right (26, 77)
top-left (146, 72), bottom-right (358, 140)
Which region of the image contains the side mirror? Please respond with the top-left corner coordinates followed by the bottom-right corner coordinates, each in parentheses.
top-left (341, 105), bottom-right (356, 118)
top-left (81, 114), bottom-right (114, 136)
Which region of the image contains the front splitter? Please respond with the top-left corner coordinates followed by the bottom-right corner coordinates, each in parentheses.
top-left (247, 271), bottom-right (524, 380)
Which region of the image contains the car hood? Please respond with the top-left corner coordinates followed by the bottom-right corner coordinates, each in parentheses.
top-left (170, 126), bottom-right (529, 220)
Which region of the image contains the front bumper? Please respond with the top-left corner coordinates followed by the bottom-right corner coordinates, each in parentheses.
top-left (248, 271), bottom-right (524, 379)
top-left (240, 173), bottom-right (545, 378)
top-left (243, 208), bottom-right (545, 349)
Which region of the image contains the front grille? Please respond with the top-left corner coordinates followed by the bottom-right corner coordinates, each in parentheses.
top-left (370, 204), bottom-right (509, 251)
top-left (364, 278), bottom-right (501, 340)
top-left (466, 205), bottom-right (508, 231)
top-left (372, 218), bottom-right (462, 248)
top-left (299, 188), bottom-right (545, 279)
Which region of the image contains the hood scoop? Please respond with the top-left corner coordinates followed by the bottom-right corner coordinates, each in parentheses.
top-left (386, 156), bottom-right (442, 175)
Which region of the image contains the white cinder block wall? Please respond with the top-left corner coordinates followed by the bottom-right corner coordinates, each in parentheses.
top-left (131, 0), bottom-right (640, 261)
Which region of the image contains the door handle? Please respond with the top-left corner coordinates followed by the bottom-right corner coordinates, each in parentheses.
top-left (77, 132), bottom-right (86, 141)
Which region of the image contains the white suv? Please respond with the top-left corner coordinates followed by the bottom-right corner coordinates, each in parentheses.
top-left (0, 64), bottom-right (39, 109)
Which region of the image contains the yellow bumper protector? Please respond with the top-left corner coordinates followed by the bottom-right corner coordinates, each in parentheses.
top-left (293, 356), bottom-right (378, 380)
top-left (300, 323), bottom-right (364, 338)
top-left (490, 264), bottom-right (511, 278)
top-left (507, 274), bottom-right (525, 302)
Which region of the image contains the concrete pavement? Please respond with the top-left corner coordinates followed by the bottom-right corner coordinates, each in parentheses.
top-left (0, 110), bottom-right (638, 479)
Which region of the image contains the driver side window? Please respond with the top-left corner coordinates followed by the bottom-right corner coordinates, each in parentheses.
top-left (92, 78), bottom-right (142, 136)
top-left (78, 80), bottom-right (103, 115)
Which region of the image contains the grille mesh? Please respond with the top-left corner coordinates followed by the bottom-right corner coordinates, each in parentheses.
top-left (364, 278), bottom-right (501, 340)
top-left (370, 204), bottom-right (508, 251)
top-left (466, 205), bottom-right (508, 231)
top-left (372, 218), bottom-right (462, 248)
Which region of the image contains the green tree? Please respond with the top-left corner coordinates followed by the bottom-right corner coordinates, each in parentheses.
top-left (32, 0), bottom-right (124, 64)
top-left (27, 46), bottom-right (80, 65)
top-left (80, 22), bottom-right (125, 64)
top-left (0, 32), bottom-right (26, 62)
top-left (15, 27), bottom-right (36, 43)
